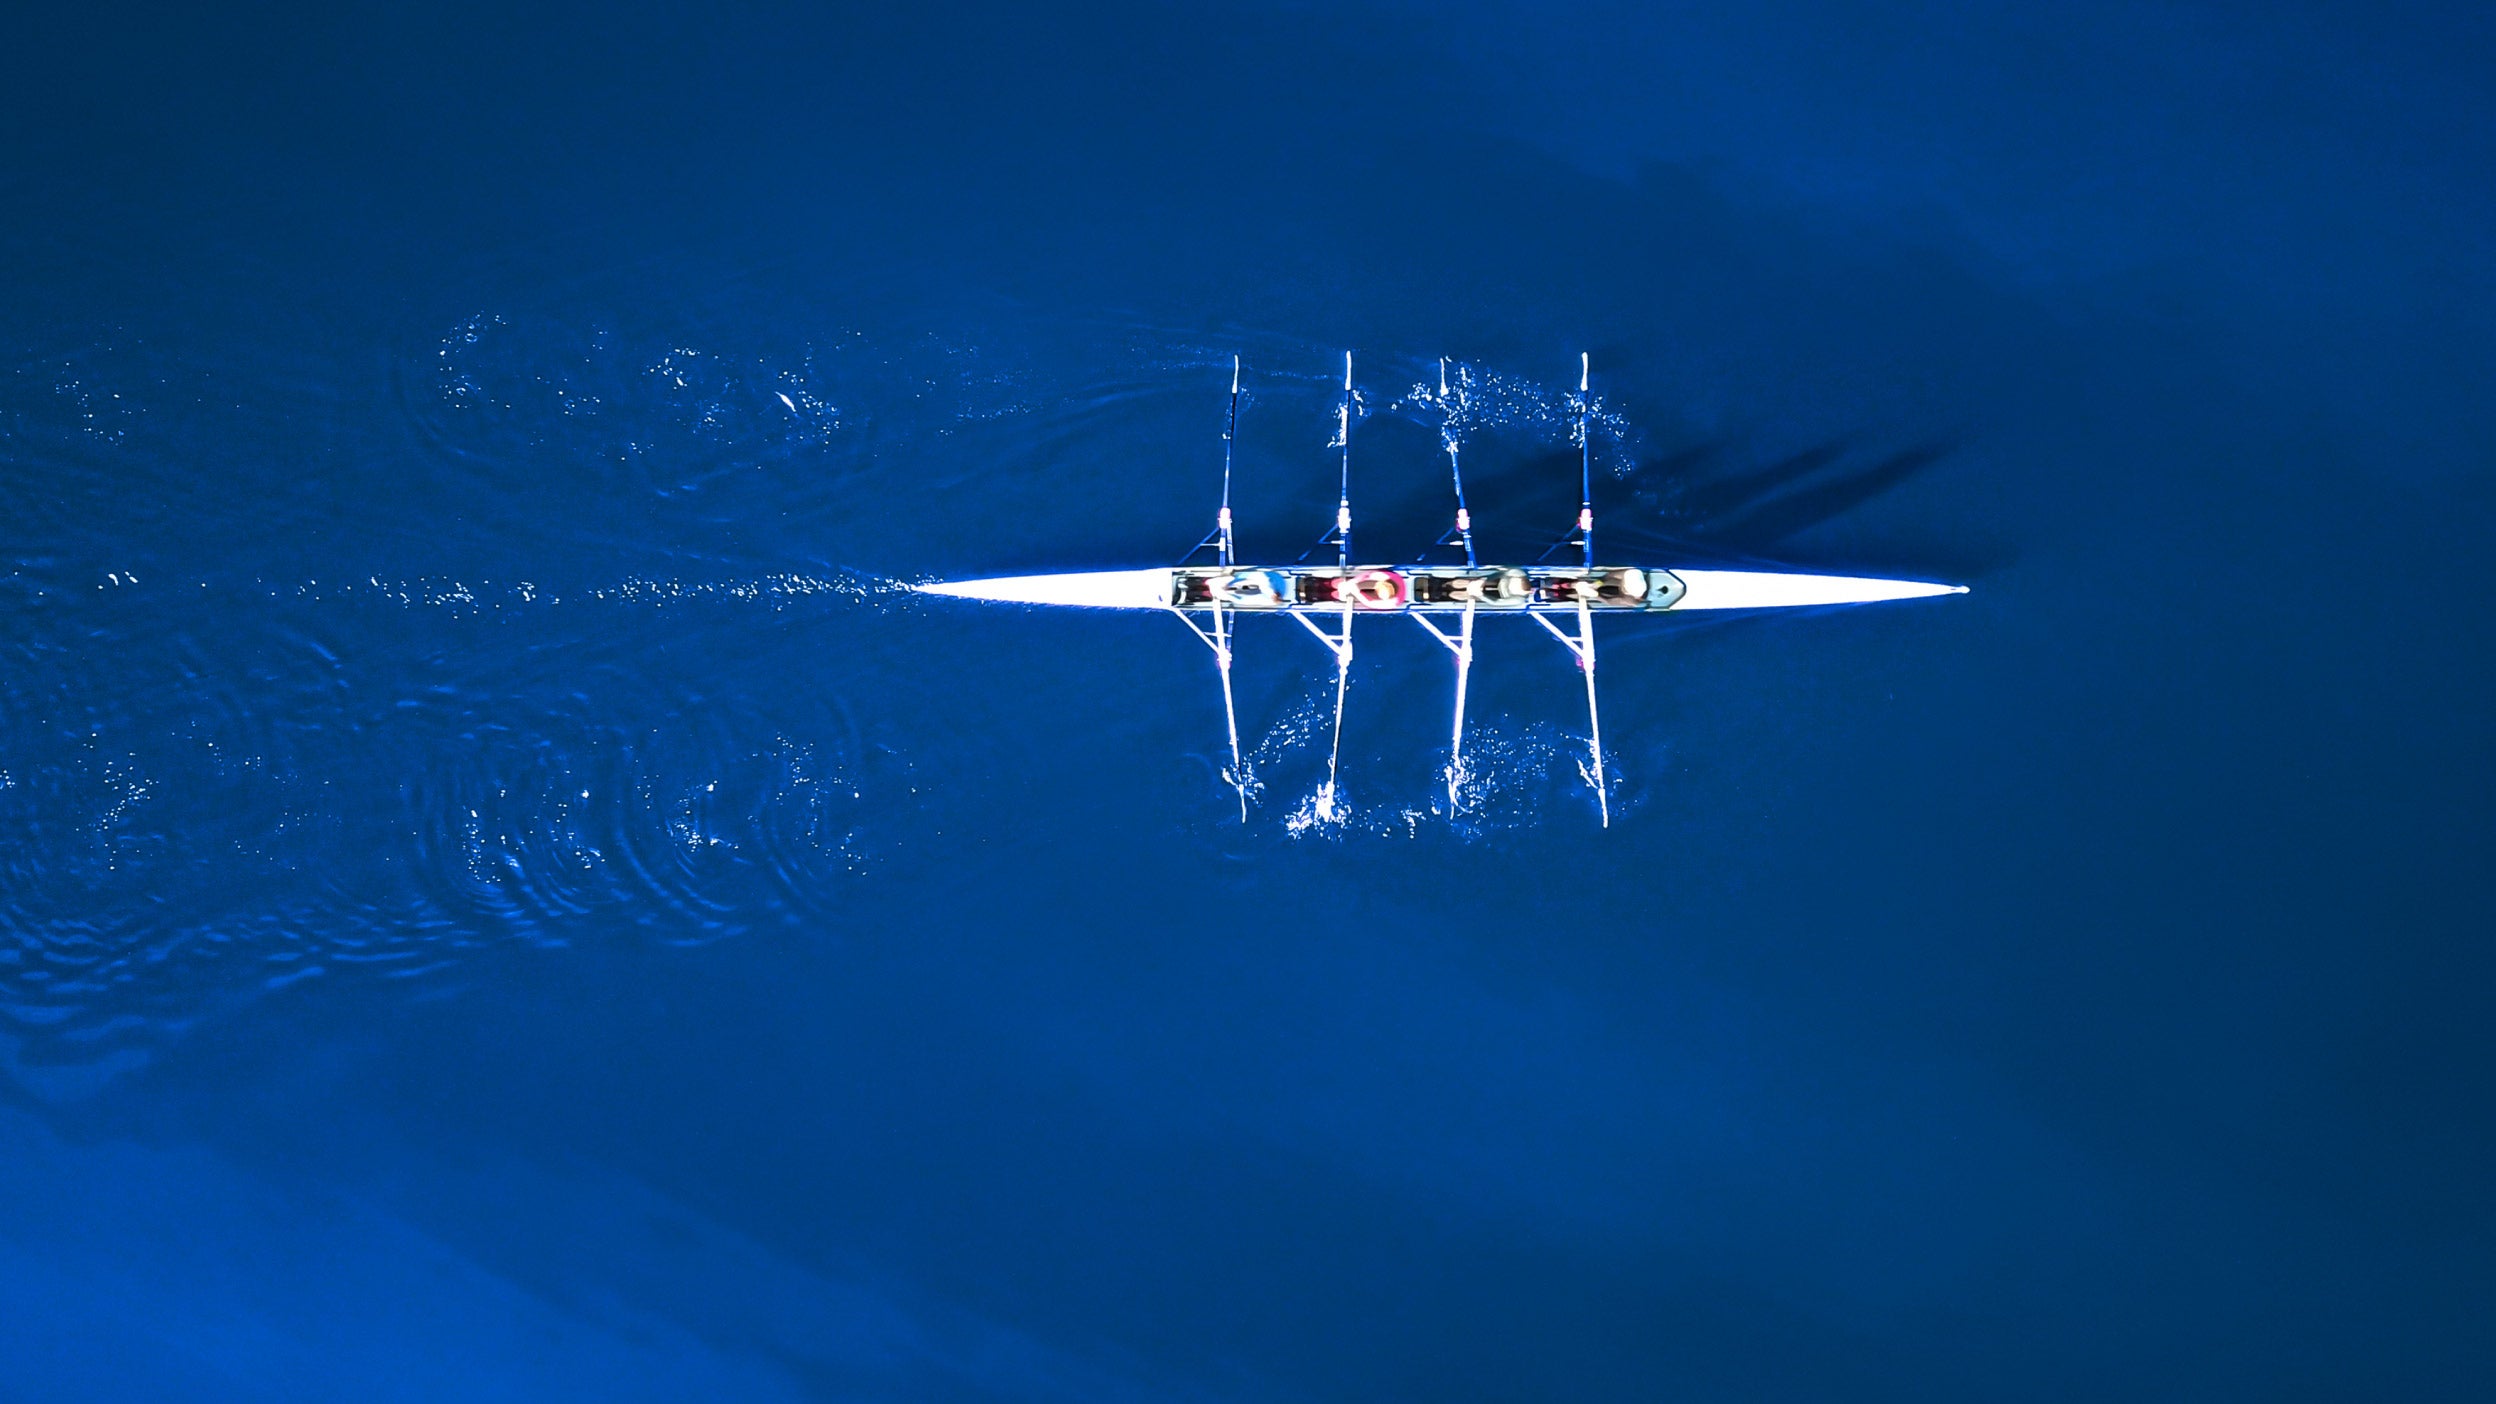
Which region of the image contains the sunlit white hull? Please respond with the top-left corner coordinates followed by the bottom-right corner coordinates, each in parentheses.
top-left (916, 566), bottom-right (1966, 612)
top-left (1666, 569), bottom-right (1968, 610)
top-left (915, 568), bottom-right (1178, 609)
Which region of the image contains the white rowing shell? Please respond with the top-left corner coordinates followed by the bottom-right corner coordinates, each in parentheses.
top-left (916, 568), bottom-right (1965, 611)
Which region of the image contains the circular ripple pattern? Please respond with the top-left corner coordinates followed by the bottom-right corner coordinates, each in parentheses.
top-left (1, 306), bottom-right (1686, 1093)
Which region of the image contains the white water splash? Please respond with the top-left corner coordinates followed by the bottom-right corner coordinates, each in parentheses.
top-left (1246, 687), bottom-right (1628, 840)
top-left (257, 571), bottom-right (908, 611)
top-left (1393, 360), bottom-right (1639, 475)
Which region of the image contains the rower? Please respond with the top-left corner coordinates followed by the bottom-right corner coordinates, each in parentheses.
top-left (1442, 570), bottom-right (1527, 604)
top-left (1348, 569), bottom-right (1406, 609)
top-left (1209, 570), bottom-right (1280, 606)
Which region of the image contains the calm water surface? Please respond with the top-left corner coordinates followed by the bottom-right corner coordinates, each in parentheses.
top-left (2, 2), bottom-right (2491, 1399)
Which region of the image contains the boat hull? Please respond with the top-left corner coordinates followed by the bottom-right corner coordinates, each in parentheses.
top-left (917, 566), bottom-right (1966, 612)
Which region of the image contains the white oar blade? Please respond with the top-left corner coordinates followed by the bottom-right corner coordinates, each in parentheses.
top-left (916, 568), bottom-right (1173, 609)
top-left (1670, 569), bottom-right (1968, 611)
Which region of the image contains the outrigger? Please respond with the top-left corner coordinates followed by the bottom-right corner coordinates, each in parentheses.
top-left (918, 355), bottom-right (1967, 826)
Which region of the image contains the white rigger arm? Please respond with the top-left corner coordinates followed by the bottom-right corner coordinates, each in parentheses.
top-left (1412, 357), bottom-right (1480, 812)
top-left (1411, 605), bottom-right (1475, 810)
top-left (1172, 355), bottom-right (1250, 820)
top-left (1292, 351), bottom-right (1357, 821)
top-left (1531, 601), bottom-right (1608, 828)
top-left (1529, 353), bottom-right (1610, 827)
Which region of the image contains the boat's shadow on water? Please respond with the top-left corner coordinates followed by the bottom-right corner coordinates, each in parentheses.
top-left (1356, 429), bottom-right (2010, 584)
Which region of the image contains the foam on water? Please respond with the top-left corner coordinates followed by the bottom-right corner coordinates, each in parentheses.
top-left (1391, 359), bottom-right (1639, 474)
top-left (0, 315), bottom-right (1783, 1090)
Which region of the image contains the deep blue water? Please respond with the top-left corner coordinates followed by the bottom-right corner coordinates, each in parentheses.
top-left (4, 2), bottom-right (2492, 1398)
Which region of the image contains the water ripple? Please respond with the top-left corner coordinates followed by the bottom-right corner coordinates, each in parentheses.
top-left (0, 314), bottom-right (1669, 1093)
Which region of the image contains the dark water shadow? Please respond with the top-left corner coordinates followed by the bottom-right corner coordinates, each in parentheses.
top-left (1367, 429), bottom-right (2006, 583)
top-left (1621, 438), bottom-right (2016, 582)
